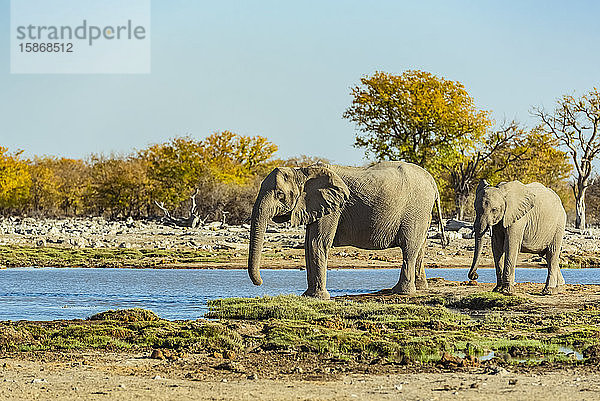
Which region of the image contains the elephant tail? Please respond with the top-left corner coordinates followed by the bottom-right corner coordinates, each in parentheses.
top-left (435, 188), bottom-right (448, 247)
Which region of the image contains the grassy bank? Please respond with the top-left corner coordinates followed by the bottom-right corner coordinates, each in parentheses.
top-left (2, 244), bottom-right (600, 269)
top-left (1, 293), bottom-right (599, 368)
top-left (0, 245), bottom-right (238, 268)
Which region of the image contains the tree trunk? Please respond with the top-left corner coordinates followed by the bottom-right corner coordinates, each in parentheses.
top-left (455, 191), bottom-right (469, 221)
top-left (575, 186), bottom-right (587, 229)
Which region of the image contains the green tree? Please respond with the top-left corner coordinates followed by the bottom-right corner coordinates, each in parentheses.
top-left (139, 136), bottom-right (206, 210)
top-left (343, 70), bottom-right (492, 169)
top-left (29, 157), bottom-right (61, 214)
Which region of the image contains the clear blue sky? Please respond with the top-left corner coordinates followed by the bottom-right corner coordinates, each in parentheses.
top-left (1, 0), bottom-right (599, 165)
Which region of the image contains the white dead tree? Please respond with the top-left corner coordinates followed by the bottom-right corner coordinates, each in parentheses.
top-left (533, 88), bottom-right (600, 229)
top-left (154, 189), bottom-right (208, 228)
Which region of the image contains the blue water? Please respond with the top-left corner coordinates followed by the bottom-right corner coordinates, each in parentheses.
top-left (0, 267), bottom-right (598, 321)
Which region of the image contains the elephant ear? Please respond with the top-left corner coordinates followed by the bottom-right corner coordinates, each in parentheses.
top-left (499, 181), bottom-right (536, 228)
top-left (290, 166), bottom-right (350, 226)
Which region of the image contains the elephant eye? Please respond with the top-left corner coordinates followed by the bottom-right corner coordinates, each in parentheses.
top-left (276, 190), bottom-right (285, 201)
top-left (491, 207), bottom-right (498, 213)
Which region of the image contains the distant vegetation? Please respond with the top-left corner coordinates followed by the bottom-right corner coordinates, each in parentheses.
top-left (0, 131), bottom-right (327, 224)
top-left (1, 71), bottom-right (600, 225)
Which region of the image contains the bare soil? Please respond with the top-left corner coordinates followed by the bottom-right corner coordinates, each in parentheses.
top-left (2, 352), bottom-right (600, 401)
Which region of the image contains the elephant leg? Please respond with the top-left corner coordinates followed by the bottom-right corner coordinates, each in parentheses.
top-left (415, 239), bottom-right (428, 290)
top-left (303, 231), bottom-right (316, 294)
top-left (491, 228), bottom-right (505, 292)
top-left (557, 268), bottom-right (566, 286)
top-left (393, 256), bottom-right (417, 295)
top-left (501, 228), bottom-right (524, 295)
top-left (302, 213), bottom-right (339, 300)
top-left (542, 233), bottom-right (564, 295)
top-left (392, 222), bottom-right (426, 295)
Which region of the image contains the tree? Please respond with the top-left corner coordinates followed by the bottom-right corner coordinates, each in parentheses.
top-left (282, 155), bottom-right (331, 167)
top-left (587, 175), bottom-right (600, 225)
top-left (201, 131), bottom-right (278, 183)
top-left (0, 147), bottom-right (31, 213)
top-left (493, 128), bottom-right (573, 208)
top-left (29, 157), bottom-right (61, 215)
top-left (88, 155), bottom-right (151, 218)
top-left (138, 132), bottom-right (278, 222)
top-left (343, 70), bottom-right (492, 169)
top-left (533, 88), bottom-right (600, 229)
top-left (438, 122), bottom-right (529, 220)
top-left (138, 136), bottom-right (207, 210)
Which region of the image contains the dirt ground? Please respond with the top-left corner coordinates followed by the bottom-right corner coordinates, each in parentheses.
top-left (2, 349), bottom-right (600, 401)
top-left (2, 353), bottom-right (600, 401)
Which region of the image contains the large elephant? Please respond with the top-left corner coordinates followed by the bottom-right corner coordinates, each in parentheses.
top-left (248, 161), bottom-right (446, 299)
top-left (468, 180), bottom-right (566, 295)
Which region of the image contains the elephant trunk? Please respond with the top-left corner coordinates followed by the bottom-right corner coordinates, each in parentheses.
top-left (248, 196), bottom-right (271, 286)
top-left (468, 233), bottom-right (484, 280)
top-left (468, 220), bottom-right (486, 281)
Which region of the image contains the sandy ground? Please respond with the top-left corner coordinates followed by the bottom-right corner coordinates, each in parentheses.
top-left (1, 352), bottom-right (600, 401)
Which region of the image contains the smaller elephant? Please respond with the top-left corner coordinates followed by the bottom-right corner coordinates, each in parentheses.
top-left (468, 180), bottom-right (566, 295)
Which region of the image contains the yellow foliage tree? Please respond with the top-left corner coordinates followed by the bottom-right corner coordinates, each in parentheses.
top-left (344, 70), bottom-right (492, 169)
top-left (138, 131), bottom-right (278, 219)
top-left (88, 155), bottom-right (150, 218)
top-left (0, 147), bottom-right (31, 212)
top-left (491, 129), bottom-right (573, 209)
top-left (29, 157), bottom-right (90, 215)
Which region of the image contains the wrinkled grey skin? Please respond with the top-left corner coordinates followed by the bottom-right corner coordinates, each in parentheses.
top-left (248, 161), bottom-right (446, 299)
top-left (468, 180), bottom-right (566, 295)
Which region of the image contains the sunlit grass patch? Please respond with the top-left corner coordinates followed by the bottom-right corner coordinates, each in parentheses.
top-left (451, 292), bottom-right (525, 310)
top-left (0, 245), bottom-right (234, 268)
top-left (89, 308), bottom-right (161, 322)
top-left (207, 295), bottom-right (462, 325)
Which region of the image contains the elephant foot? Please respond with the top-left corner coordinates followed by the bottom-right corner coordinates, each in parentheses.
top-left (541, 286), bottom-right (559, 296)
top-left (415, 279), bottom-right (429, 290)
top-left (500, 285), bottom-right (515, 296)
top-left (302, 289), bottom-right (331, 300)
top-left (391, 282), bottom-right (416, 295)
top-left (492, 285), bottom-right (502, 293)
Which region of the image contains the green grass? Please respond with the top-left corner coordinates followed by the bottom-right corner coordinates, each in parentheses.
top-left (0, 315), bottom-right (243, 353)
top-left (0, 245), bottom-right (235, 268)
top-left (1, 295), bottom-right (599, 366)
top-left (450, 292), bottom-right (525, 310)
top-left (207, 296), bottom-right (462, 362)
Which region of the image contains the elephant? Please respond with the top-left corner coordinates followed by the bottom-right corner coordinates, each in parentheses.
top-left (247, 161), bottom-right (447, 299)
top-left (468, 179), bottom-right (566, 295)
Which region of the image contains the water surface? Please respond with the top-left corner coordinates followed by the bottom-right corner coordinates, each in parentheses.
top-left (1, 267), bottom-right (598, 320)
